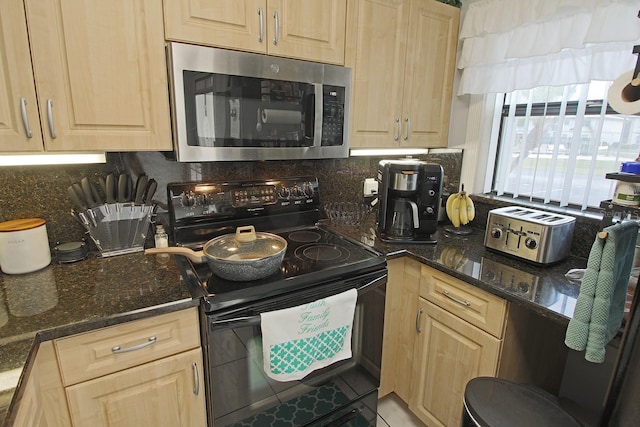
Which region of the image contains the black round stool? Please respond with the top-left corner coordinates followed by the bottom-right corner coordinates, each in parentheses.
top-left (462, 377), bottom-right (582, 427)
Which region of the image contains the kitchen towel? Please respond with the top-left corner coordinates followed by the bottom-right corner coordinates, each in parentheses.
top-left (261, 288), bottom-right (357, 382)
top-left (565, 221), bottom-right (638, 363)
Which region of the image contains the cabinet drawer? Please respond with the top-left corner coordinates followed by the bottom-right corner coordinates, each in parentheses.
top-left (420, 266), bottom-right (506, 338)
top-left (55, 308), bottom-right (200, 386)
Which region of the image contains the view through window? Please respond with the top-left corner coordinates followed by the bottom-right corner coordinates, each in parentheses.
top-left (493, 82), bottom-right (640, 210)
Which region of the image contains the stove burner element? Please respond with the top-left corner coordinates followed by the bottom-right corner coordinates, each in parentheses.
top-left (288, 230), bottom-right (322, 243)
top-left (295, 244), bottom-right (350, 263)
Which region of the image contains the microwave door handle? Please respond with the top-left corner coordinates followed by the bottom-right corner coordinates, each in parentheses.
top-left (314, 83), bottom-right (323, 147)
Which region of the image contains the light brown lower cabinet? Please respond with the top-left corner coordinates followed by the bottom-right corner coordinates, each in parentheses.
top-left (381, 257), bottom-right (569, 427)
top-left (7, 308), bottom-right (206, 427)
top-left (409, 298), bottom-right (501, 426)
top-left (66, 348), bottom-right (205, 427)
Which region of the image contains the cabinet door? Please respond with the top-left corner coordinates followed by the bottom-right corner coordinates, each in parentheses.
top-left (164, 0), bottom-right (266, 54)
top-left (0, 0), bottom-right (43, 152)
top-left (24, 0), bottom-right (172, 152)
top-left (345, 0), bottom-right (408, 148)
top-left (66, 348), bottom-right (206, 427)
top-left (379, 257), bottom-right (420, 401)
top-left (401, 0), bottom-right (459, 147)
top-left (11, 341), bottom-right (71, 427)
top-left (409, 298), bottom-right (501, 427)
top-left (267, 0), bottom-right (347, 65)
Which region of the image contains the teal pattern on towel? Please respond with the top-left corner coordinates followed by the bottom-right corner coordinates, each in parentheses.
top-left (565, 221), bottom-right (638, 363)
top-left (270, 326), bottom-right (350, 374)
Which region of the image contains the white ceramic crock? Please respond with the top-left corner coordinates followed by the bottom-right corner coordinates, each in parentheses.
top-left (0, 218), bottom-right (51, 274)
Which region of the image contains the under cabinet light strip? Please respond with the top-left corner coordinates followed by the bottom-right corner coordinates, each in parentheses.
top-left (0, 153), bottom-right (106, 166)
top-left (350, 148), bottom-right (429, 157)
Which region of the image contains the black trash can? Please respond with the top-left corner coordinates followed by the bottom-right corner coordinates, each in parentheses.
top-left (462, 377), bottom-right (582, 427)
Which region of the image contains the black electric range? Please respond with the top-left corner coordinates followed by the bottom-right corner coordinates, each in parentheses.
top-left (166, 177), bottom-right (387, 313)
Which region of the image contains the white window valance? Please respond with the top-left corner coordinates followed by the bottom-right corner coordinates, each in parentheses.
top-left (457, 0), bottom-right (640, 95)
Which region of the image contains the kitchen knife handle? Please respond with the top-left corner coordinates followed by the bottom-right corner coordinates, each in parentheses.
top-left (192, 363), bottom-right (200, 396)
top-left (20, 98), bottom-right (33, 138)
top-left (404, 117), bottom-right (411, 141)
top-left (273, 11), bottom-right (279, 45)
top-left (67, 186), bottom-right (86, 211)
top-left (442, 290), bottom-right (471, 307)
top-left (257, 8), bottom-right (264, 43)
top-left (46, 99), bottom-right (57, 139)
top-left (81, 177), bottom-right (96, 208)
top-left (394, 118), bottom-right (401, 141)
top-left (415, 307), bottom-right (423, 333)
top-left (117, 174), bottom-right (128, 203)
top-left (144, 179), bottom-right (158, 205)
top-left (134, 174), bottom-right (148, 205)
top-left (105, 174), bottom-right (116, 204)
top-left (111, 336), bottom-right (157, 354)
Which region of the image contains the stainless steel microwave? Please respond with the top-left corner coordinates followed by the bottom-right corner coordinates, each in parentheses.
top-left (166, 42), bottom-right (352, 162)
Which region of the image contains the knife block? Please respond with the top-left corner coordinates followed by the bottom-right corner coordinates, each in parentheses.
top-left (80, 203), bottom-right (154, 257)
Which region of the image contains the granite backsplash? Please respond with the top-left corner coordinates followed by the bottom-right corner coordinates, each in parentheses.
top-left (0, 150), bottom-right (464, 252)
top-left (0, 149), bottom-right (605, 260)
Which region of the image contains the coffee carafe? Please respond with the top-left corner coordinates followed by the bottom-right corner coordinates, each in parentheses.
top-left (389, 198), bottom-right (419, 238)
top-left (377, 159), bottom-right (443, 243)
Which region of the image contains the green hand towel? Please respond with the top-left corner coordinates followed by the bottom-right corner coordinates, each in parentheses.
top-left (565, 221), bottom-right (638, 363)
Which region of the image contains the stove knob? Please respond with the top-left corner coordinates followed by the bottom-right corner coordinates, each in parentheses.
top-left (278, 186), bottom-right (290, 200)
top-left (525, 237), bottom-right (537, 249)
top-left (490, 228), bottom-right (502, 239)
top-left (181, 193), bottom-right (196, 207)
top-left (302, 182), bottom-right (315, 198)
top-left (426, 206), bottom-right (434, 214)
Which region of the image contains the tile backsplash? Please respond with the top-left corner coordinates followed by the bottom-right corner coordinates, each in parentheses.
top-left (0, 151), bottom-right (463, 251)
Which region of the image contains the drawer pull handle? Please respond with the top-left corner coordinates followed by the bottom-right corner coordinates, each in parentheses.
top-left (415, 307), bottom-right (423, 333)
top-left (394, 118), bottom-right (401, 141)
top-left (192, 362), bottom-right (200, 395)
top-left (443, 290), bottom-right (471, 307)
top-left (273, 11), bottom-right (279, 45)
top-left (111, 336), bottom-right (157, 354)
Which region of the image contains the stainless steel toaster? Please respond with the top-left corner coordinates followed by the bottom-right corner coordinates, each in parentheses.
top-left (484, 206), bottom-right (576, 265)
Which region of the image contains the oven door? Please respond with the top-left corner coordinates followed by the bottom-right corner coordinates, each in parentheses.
top-left (204, 271), bottom-right (386, 427)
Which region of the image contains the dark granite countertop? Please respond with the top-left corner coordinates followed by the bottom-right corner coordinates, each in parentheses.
top-left (0, 222), bottom-right (590, 425)
top-left (329, 221), bottom-right (587, 324)
top-left (0, 251), bottom-right (196, 425)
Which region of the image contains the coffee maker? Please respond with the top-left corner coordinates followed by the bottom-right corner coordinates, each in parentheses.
top-left (377, 159), bottom-right (443, 243)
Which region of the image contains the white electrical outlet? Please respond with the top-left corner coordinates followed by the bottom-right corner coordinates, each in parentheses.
top-left (363, 178), bottom-right (378, 196)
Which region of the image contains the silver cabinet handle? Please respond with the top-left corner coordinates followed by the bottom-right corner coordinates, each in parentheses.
top-left (46, 99), bottom-right (57, 139)
top-left (257, 8), bottom-right (264, 43)
top-left (19, 98), bottom-right (33, 138)
top-left (192, 362), bottom-right (200, 395)
top-left (111, 336), bottom-right (157, 354)
top-left (415, 307), bottom-right (423, 333)
top-left (273, 11), bottom-right (279, 45)
top-left (394, 118), bottom-right (401, 141)
top-left (442, 290), bottom-right (471, 307)
top-left (403, 117), bottom-right (411, 140)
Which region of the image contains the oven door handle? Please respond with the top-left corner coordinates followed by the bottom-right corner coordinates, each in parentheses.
top-left (209, 272), bottom-right (388, 329)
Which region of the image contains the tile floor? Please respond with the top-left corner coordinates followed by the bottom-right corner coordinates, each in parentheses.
top-left (376, 393), bottom-right (426, 427)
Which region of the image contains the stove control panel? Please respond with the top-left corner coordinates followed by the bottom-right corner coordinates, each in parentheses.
top-left (168, 177), bottom-right (320, 223)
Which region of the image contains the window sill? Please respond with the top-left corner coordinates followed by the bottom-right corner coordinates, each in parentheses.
top-left (469, 193), bottom-right (604, 224)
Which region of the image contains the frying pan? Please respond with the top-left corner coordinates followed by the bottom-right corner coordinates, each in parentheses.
top-left (145, 226), bottom-right (286, 281)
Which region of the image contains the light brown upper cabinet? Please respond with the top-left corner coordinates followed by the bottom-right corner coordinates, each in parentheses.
top-left (346, 0), bottom-right (459, 148)
top-left (164, 0), bottom-right (348, 65)
top-left (0, 0), bottom-right (44, 152)
top-left (0, 0), bottom-right (172, 153)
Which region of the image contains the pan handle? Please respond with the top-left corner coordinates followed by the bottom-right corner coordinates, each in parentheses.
top-left (144, 247), bottom-right (206, 263)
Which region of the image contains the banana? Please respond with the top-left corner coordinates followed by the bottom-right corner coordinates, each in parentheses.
top-left (465, 194), bottom-right (476, 222)
top-left (450, 195), bottom-right (461, 228)
top-left (445, 193), bottom-right (458, 223)
top-left (458, 193), bottom-right (469, 225)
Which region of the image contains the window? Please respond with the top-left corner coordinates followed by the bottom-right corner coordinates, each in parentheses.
top-left (492, 82), bottom-right (640, 210)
